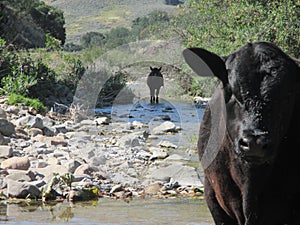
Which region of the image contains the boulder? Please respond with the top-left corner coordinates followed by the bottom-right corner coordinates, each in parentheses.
top-left (1, 157), bottom-right (30, 170)
top-left (148, 163), bottom-right (203, 187)
top-left (0, 107), bottom-right (7, 119)
top-left (74, 164), bottom-right (98, 176)
top-left (152, 121), bottom-right (177, 135)
top-left (15, 115), bottom-right (44, 129)
top-left (0, 118), bottom-right (15, 136)
top-left (7, 179), bottom-right (41, 198)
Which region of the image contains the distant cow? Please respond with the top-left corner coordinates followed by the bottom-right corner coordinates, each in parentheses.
top-left (183, 42), bottom-right (300, 225)
top-left (147, 66), bottom-right (164, 104)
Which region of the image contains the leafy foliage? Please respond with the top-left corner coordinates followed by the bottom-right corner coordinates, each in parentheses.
top-left (182, 0), bottom-right (300, 57)
top-left (1, 73), bottom-right (37, 97)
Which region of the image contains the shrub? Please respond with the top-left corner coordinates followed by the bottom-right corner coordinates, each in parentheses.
top-left (1, 73), bottom-right (37, 96)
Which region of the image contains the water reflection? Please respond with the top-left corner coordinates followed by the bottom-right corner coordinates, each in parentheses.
top-left (1, 198), bottom-right (213, 225)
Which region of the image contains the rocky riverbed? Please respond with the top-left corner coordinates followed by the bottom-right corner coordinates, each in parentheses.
top-left (0, 97), bottom-right (204, 203)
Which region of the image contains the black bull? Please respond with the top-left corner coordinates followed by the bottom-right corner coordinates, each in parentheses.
top-left (183, 42), bottom-right (300, 225)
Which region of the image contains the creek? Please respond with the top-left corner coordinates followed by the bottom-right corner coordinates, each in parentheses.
top-left (1, 98), bottom-right (214, 225)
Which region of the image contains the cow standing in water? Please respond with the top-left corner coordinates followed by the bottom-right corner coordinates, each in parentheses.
top-left (183, 42), bottom-right (300, 225)
top-left (147, 67), bottom-right (164, 104)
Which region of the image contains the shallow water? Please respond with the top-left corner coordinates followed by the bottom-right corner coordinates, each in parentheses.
top-left (1, 198), bottom-right (214, 225)
top-left (95, 98), bottom-right (204, 149)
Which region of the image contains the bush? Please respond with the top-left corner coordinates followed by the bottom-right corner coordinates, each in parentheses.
top-left (1, 73), bottom-right (37, 96)
top-left (80, 32), bottom-right (106, 49)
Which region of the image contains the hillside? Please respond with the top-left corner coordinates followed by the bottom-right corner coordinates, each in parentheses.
top-left (44, 0), bottom-right (180, 43)
top-left (0, 0), bottom-right (65, 48)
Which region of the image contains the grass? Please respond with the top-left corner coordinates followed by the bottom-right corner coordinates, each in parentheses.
top-left (8, 93), bottom-right (47, 114)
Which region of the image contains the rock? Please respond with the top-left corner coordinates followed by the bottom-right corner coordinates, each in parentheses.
top-left (16, 115), bottom-right (43, 129)
top-left (6, 170), bottom-right (36, 182)
top-left (149, 147), bottom-right (169, 160)
top-left (117, 133), bottom-right (141, 147)
top-left (50, 138), bottom-right (68, 147)
top-left (0, 133), bottom-right (5, 145)
top-left (110, 184), bottom-right (123, 194)
top-left (0, 118), bottom-right (15, 136)
top-left (152, 121), bottom-right (177, 135)
top-left (28, 128), bottom-right (43, 137)
top-left (80, 119), bottom-right (97, 126)
top-left (131, 121), bottom-right (144, 128)
top-left (31, 164), bottom-right (68, 183)
top-left (95, 117), bottom-right (109, 125)
top-left (164, 154), bottom-right (189, 161)
top-left (32, 141), bottom-right (47, 149)
top-left (158, 140), bottom-right (178, 149)
top-left (68, 186), bottom-right (99, 202)
top-left (42, 116), bottom-right (55, 127)
top-left (74, 164), bottom-right (98, 176)
top-left (65, 159), bottom-right (81, 173)
top-left (1, 157), bottom-right (30, 170)
top-left (110, 172), bottom-right (139, 186)
top-left (43, 126), bottom-right (56, 136)
top-left (27, 116), bottom-right (44, 129)
top-left (0, 145), bottom-right (12, 158)
top-left (136, 150), bottom-right (152, 160)
top-left (52, 124), bottom-right (68, 134)
top-left (144, 182), bottom-right (162, 194)
top-left (0, 107), bottom-right (7, 119)
top-left (6, 105), bottom-right (19, 114)
top-left (148, 163), bottom-right (203, 187)
top-left (7, 179), bottom-right (41, 198)
top-left (91, 156), bottom-right (107, 166)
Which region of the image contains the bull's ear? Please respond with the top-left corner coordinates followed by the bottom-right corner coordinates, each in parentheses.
top-left (183, 48), bottom-right (228, 86)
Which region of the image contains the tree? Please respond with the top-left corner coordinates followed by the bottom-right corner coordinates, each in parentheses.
top-left (80, 32), bottom-right (106, 49)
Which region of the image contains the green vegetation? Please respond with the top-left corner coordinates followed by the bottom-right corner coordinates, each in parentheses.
top-left (182, 0), bottom-right (299, 57)
top-left (7, 93), bottom-right (47, 114)
top-left (0, 36), bottom-right (85, 111)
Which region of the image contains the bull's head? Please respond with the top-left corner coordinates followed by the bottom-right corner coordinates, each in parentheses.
top-left (183, 42), bottom-right (300, 165)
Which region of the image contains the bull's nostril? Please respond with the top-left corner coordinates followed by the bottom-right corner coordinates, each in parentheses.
top-left (239, 138), bottom-right (249, 150)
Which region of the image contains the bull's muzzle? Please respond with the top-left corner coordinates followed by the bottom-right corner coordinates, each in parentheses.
top-left (238, 129), bottom-right (271, 162)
